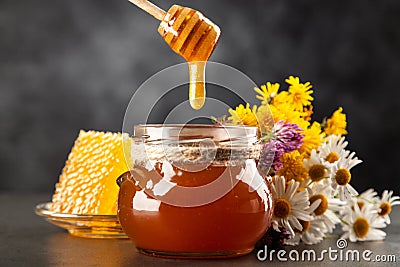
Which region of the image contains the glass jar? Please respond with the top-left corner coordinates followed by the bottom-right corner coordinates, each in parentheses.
top-left (117, 124), bottom-right (273, 258)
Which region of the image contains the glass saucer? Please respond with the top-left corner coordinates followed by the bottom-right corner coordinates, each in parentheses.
top-left (35, 202), bottom-right (128, 239)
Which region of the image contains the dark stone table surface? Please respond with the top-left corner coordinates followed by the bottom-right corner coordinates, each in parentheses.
top-left (1, 193), bottom-right (399, 266)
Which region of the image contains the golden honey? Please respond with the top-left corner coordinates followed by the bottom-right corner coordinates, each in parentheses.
top-left (158, 5), bottom-right (220, 110)
top-left (117, 125), bottom-right (273, 258)
top-left (118, 164), bottom-right (272, 258)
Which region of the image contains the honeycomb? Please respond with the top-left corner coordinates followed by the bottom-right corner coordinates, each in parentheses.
top-left (50, 130), bottom-right (130, 215)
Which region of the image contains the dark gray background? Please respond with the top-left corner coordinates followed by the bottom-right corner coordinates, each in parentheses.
top-left (1, 0), bottom-right (399, 194)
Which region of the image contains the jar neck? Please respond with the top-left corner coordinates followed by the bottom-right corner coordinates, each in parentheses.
top-left (131, 124), bottom-right (261, 165)
top-left (134, 124), bottom-right (258, 142)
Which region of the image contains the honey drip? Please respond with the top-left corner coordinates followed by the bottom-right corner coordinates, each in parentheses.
top-left (158, 5), bottom-right (220, 110)
top-left (188, 61), bottom-right (206, 110)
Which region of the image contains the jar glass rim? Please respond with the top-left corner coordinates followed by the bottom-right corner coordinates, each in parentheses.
top-left (134, 124), bottom-right (258, 142)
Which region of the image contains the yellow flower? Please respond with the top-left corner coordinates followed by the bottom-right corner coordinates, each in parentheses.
top-left (325, 107), bottom-right (348, 136)
top-left (277, 151), bottom-right (308, 183)
top-left (268, 103), bottom-right (288, 122)
top-left (272, 91), bottom-right (290, 106)
top-left (290, 117), bottom-right (310, 133)
top-left (300, 121), bottom-right (325, 156)
top-left (228, 103), bottom-right (259, 126)
top-left (254, 82), bottom-right (280, 105)
top-left (303, 105), bottom-right (314, 122)
top-left (285, 76), bottom-right (314, 111)
top-left (269, 102), bottom-right (309, 130)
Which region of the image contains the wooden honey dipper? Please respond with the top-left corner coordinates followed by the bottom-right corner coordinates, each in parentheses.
top-left (128, 0), bottom-right (221, 110)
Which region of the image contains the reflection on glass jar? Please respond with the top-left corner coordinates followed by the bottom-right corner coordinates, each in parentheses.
top-left (117, 124), bottom-right (273, 258)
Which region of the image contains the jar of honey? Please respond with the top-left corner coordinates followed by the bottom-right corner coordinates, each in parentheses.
top-left (117, 124), bottom-right (273, 258)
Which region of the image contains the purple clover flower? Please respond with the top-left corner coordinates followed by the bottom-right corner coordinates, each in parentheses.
top-left (274, 120), bottom-right (304, 153)
top-left (259, 120), bottom-right (304, 173)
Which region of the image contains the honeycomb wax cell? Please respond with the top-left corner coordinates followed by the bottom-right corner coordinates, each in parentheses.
top-left (51, 130), bottom-right (130, 215)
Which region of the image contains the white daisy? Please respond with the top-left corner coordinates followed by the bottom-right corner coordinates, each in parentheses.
top-left (376, 190), bottom-right (400, 224)
top-left (341, 202), bottom-right (386, 242)
top-left (303, 149), bottom-right (330, 184)
top-left (358, 188), bottom-right (379, 203)
top-left (308, 182), bottom-right (344, 233)
top-left (344, 189), bottom-right (379, 216)
top-left (270, 176), bottom-right (314, 237)
top-left (340, 189), bottom-right (379, 215)
top-left (330, 154), bottom-right (362, 201)
top-left (284, 199), bottom-right (326, 245)
top-left (318, 135), bottom-right (350, 168)
top-left (341, 194), bottom-right (376, 219)
top-left (351, 189), bottom-right (400, 225)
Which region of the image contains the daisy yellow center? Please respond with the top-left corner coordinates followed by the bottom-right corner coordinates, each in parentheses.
top-left (378, 202), bottom-right (392, 216)
top-left (309, 194), bottom-right (328, 216)
top-left (274, 198), bottom-right (291, 219)
top-left (335, 168), bottom-right (351, 185)
top-left (295, 220), bottom-right (311, 234)
top-left (308, 164), bottom-right (326, 182)
top-left (353, 217), bottom-right (370, 238)
top-left (325, 152), bottom-right (339, 163)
